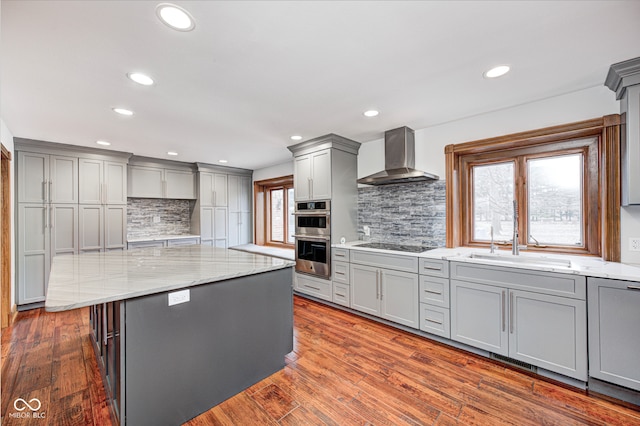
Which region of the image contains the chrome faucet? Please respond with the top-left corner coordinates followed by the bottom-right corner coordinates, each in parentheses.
top-left (512, 200), bottom-right (519, 255)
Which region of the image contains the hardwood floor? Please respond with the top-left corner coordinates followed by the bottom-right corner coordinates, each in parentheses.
top-left (2, 296), bottom-right (640, 425)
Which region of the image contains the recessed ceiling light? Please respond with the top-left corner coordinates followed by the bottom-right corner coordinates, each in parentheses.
top-left (113, 107), bottom-right (134, 116)
top-left (290, 135), bottom-right (303, 141)
top-left (96, 140), bottom-right (111, 146)
top-left (218, 160), bottom-right (228, 163)
top-left (156, 3), bottom-right (196, 31)
top-left (363, 110), bottom-right (379, 117)
top-left (167, 151), bottom-right (178, 156)
top-left (484, 65), bottom-right (510, 79)
top-left (127, 72), bottom-right (154, 86)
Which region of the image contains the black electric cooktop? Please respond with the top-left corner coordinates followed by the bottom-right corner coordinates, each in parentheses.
top-left (356, 242), bottom-right (436, 253)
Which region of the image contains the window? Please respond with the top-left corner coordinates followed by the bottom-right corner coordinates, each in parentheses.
top-left (254, 176), bottom-right (294, 248)
top-left (445, 116), bottom-right (622, 260)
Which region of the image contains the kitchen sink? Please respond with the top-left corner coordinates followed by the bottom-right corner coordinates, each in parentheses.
top-left (468, 253), bottom-right (572, 268)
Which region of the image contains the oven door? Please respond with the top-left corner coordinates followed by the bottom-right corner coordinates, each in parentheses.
top-left (294, 212), bottom-right (330, 237)
top-left (294, 235), bottom-right (330, 278)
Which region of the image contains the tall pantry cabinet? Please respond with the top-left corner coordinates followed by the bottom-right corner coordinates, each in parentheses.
top-left (191, 163), bottom-right (253, 248)
top-left (15, 139), bottom-right (131, 306)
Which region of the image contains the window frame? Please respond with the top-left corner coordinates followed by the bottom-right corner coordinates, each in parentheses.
top-left (445, 115), bottom-right (621, 260)
top-left (254, 175), bottom-right (295, 249)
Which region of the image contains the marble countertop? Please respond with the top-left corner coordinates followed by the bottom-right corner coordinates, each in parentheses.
top-left (332, 241), bottom-right (640, 282)
top-left (127, 234), bottom-right (201, 243)
top-left (45, 245), bottom-right (295, 312)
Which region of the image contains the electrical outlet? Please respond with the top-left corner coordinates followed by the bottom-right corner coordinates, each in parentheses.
top-left (153, 216), bottom-right (161, 223)
top-left (168, 289), bottom-right (190, 306)
top-left (629, 237), bottom-right (640, 252)
top-left (363, 226), bottom-right (370, 237)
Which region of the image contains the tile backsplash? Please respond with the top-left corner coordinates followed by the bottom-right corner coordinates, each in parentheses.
top-left (127, 198), bottom-right (194, 239)
top-left (357, 180), bottom-right (446, 247)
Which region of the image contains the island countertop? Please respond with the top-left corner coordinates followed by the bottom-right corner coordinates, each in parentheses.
top-left (45, 245), bottom-right (295, 312)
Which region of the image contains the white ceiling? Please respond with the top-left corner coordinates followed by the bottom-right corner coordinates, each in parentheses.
top-left (2, 1), bottom-right (639, 170)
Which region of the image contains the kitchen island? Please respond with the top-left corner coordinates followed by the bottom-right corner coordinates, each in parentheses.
top-left (46, 245), bottom-right (295, 425)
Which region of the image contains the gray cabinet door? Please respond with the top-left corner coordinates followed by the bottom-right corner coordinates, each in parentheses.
top-left (588, 277), bottom-right (640, 390)
top-left (17, 204), bottom-right (50, 304)
top-left (18, 152), bottom-right (48, 203)
top-left (509, 289), bottom-right (587, 381)
top-left (213, 207), bottom-right (228, 248)
top-left (105, 206), bottom-right (127, 251)
top-left (294, 155), bottom-right (312, 201)
top-left (350, 263), bottom-right (380, 316)
top-left (104, 162), bottom-right (127, 204)
top-left (128, 166), bottom-right (164, 198)
top-left (51, 204), bottom-right (78, 258)
top-left (380, 269), bottom-right (419, 328)
top-left (79, 158), bottom-right (103, 204)
top-left (310, 149), bottom-right (331, 200)
top-left (214, 173), bottom-right (228, 206)
top-left (451, 280), bottom-right (508, 356)
top-left (79, 205), bottom-right (104, 253)
top-left (228, 211), bottom-right (252, 246)
top-left (199, 172), bottom-right (227, 206)
top-left (50, 155), bottom-right (78, 203)
top-left (165, 169), bottom-right (195, 199)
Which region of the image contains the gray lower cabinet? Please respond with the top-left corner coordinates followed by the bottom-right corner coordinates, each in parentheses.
top-left (588, 277), bottom-right (640, 391)
top-left (350, 263), bottom-right (419, 328)
top-left (295, 272), bottom-right (332, 301)
top-left (128, 240), bottom-right (165, 249)
top-left (17, 203), bottom-right (79, 304)
top-left (79, 205), bottom-right (127, 253)
top-left (450, 263), bottom-right (587, 381)
top-left (419, 258), bottom-right (451, 338)
top-left (199, 207), bottom-right (228, 248)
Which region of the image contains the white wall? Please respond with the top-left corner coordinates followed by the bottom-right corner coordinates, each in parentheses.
top-left (359, 85), bottom-right (640, 265)
top-left (252, 160), bottom-right (293, 182)
top-left (1, 118), bottom-right (16, 307)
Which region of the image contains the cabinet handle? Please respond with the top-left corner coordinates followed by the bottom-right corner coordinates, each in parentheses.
top-left (43, 207), bottom-right (48, 230)
top-left (422, 266), bottom-right (442, 271)
top-left (425, 318), bottom-right (443, 325)
top-left (335, 271), bottom-right (345, 276)
top-left (50, 207), bottom-right (54, 229)
top-left (379, 271), bottom-right (383, 301)
top-left (335, 292), bottom-right (346, 297)
top-left (213, 190), bottom-right (217, 206)
top-left (42, 180), bottom-right (47, 202)
top-left (509, 291), bottom-right (514, 334)
top-left (335, 252), bottom-right (346, 257)
top-left (308, 177), bottom-right (312, 198)
top-left (501, 290), bottom-right (506, 332)
top-left (304, 284), bottom-right (321, 291)
top-left (103, 303), bottom-right (108, 346)
top-left (628, 285), bottom-right (640, 291)
top-left (48, 180), bottom-right (52, 202)
top-left (423, 289), bottom-right (442, 295)
top-left (375, 270), bottom-right (379, 300)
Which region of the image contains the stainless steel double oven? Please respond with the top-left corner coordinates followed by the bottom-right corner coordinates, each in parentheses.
top-left (294, 200), bottom-right (331, 278)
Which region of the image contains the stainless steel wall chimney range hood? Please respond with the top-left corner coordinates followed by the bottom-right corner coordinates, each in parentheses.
top-left (357, 126), bottom-right (439, 185)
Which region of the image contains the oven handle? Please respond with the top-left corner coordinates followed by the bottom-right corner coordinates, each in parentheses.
top-left (293, 234), bottom-right (330, 241)
top-left (293, 212), bottom-right (330, 216)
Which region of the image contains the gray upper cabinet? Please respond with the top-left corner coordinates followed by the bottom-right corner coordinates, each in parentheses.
top-left (293, 149), bottom-right (331, 201)
top-left (199, 172), bottom-right (227, 207)
top-left (450, 262), bottom-right (587, 381)
top-left (18, 151), bottom-right (78, 204)
top-left (588, 277), bottom-right (640, 391)
top-left (80, 159), bottom-right (127, 205)
top-left (128, 161), bottom-right (196, 199)
top-left (128, 166), bottom-right (164, 198)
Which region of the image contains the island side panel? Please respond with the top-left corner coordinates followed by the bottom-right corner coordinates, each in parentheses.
top-left (123, 267), bottom-right (293, 426)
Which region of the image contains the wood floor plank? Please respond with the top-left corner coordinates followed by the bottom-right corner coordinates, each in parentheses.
top-left (3, 295), bottom-right (639, 426)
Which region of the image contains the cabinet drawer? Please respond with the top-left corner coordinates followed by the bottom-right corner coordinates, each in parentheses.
top-left (332, 248), bottom-right (349, 262)
top-left (295, 273), bottom-right (332, 301)
top-left (128, 240), bottom-right (166, 249)
top-left (420, 304), bottom-right (450, 338)
top-left (332, 261), bottom-right (350, 284)
top-left (350, 250), bottom-right (418, 273)
top-left (167, 238), bottom-right (200, 247)
top-left (419, 276), bottom-right (449, 308)
top-left (419, 258), bottom-right (449, 278)
top-left (450, 261), bottom-right (586, 299)
top-left (333, 283), bottom-right (350, 307)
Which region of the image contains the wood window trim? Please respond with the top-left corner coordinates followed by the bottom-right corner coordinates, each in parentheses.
top-left (253, 175), bottom-right (294, 249)
top-left (445, 115), bottom-right (621, 261)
